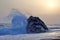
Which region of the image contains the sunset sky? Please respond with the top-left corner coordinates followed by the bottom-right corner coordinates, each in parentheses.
top-left (0, 0), bottom-right (60, 25)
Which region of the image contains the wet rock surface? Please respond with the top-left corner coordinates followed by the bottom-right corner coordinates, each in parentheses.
top-left (26, 16), bottom-right (48, 33)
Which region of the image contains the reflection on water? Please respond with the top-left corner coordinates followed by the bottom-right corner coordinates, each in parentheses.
top-left (48, 32), bottom-right (60, 36)
top-left (40, 31), bottom-right (60, 39)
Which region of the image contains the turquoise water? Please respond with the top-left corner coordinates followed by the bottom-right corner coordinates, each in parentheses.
top-left (0, 29), bottom-right (60, 40)
top-left (0, 24), bottom-right (60, 40)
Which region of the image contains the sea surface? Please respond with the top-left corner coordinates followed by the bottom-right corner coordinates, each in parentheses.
top-left (0, 24), bottom-right (60, 40)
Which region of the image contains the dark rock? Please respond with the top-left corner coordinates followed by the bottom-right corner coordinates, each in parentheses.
top-left (26, 16), bottom-right (48, 33)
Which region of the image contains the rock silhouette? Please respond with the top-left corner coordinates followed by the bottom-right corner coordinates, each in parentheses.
top-left (27, 16), bottom-right (48, 33)
top-left (0, 9), bottom-right (49, 35)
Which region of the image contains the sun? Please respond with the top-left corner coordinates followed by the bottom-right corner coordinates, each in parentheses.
top-left (48, 0), bottom-right (56, 8)
top-left (48, 2), bottom-right (55, 7)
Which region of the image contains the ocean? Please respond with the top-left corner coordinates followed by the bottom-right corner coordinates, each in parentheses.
top-left (0, 23), bottom-right (60, 40)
